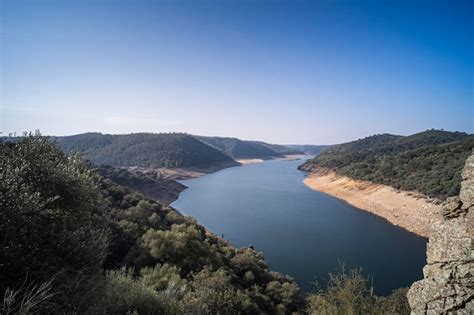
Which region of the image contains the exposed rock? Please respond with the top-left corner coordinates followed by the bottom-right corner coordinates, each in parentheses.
top-left (407, 152), bottom-right (474, 314)
top-left (441, 196), bottom-right (464, 219)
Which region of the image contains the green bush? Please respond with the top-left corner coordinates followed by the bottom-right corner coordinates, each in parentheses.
top-left (307, 267), bottom-right (410, 315)
top-left (140, 263), bottom-right (185, 292)
top-left (143, 224), bottom-right (223, 273)
top-left (0, 134), bottom-right (109, 311)
top-left (90, 269), bottom-right (184, 314)
top-left (183, 267), bottom-right (258, 314)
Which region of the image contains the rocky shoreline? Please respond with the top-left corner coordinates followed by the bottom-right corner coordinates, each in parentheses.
top-left (302, 168), bottom-right (443, 238)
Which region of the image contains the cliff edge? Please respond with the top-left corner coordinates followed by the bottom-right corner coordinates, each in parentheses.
top-left (407, 152), bottom-right (474, 314)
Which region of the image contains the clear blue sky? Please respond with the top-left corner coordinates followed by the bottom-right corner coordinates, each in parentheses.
top-left (1, 0), bottom-right (472, 144)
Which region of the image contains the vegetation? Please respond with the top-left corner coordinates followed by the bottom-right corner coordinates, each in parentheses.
top-left (307, 267), bottom-right (410, 315)
top-left (196, 136), bottom-right (301, 159)
top-left (1, 135), bottom-right (303, 313)
top-left (249, 141), bottom-right (303, 156)
top-left (286, 144), bottom-right (331, 155)
top-left (300, 130), bottom-right (474, 199)
top-left (54, 132), bottom-right (238, 169)
top-left (1, 134), bottom-right (413, 313)
top-left (95, 165), bottom-right (186, 204)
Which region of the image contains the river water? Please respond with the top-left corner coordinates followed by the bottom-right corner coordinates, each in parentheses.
top-left (171, 158), bottom-right (426, 295)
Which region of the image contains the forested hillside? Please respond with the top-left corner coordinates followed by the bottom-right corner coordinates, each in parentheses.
top-left (286, 144), bottom-right (331, 155)
top-left (95, 165), bottom-right (186, 204)
top-left (0, 135), bottom-right (302, 313)
top-left (299, 130), bottom-right (474, 199)
top-left (249, 141), bottom-right (303, 156)
top-left (1, 135), bottom-right (412, 314)
top-left (54, 133), bottom-right (238, 169)
top-left (196, 136), bottom-right (301, 159)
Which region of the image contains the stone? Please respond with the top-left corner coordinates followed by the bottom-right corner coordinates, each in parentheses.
top-left (441, 196), bottom-right (464, 219)
top-left (461, 153), bottom-right (474, 180)
top-left (460, 179), bottom-right (474, 209)
top-left (407, 152), bottom-right (474, 314)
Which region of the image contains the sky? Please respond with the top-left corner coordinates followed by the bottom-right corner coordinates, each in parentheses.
top-left (1, 0), bottom-right (472, 144)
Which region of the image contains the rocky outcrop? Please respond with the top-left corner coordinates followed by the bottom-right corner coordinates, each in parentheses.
top-left (407, 152), bottom-right (474, 314)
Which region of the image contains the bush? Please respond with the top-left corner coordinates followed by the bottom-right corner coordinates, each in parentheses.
top-left (90, 269), bottom-right (184, 314)
top-left (0, 134), bottom-right (109, 311)
top-left (142, 224), bottom-right (222, 273)
top-left (140, 263), bottom-right (185, 292)
top-left (307, 267), bottom-right (410, 315)
top-left (183, 267), bottom-right (257, 314)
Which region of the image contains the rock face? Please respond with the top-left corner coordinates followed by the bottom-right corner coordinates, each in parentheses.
top-left (407, 152), bottom-right (474, 314)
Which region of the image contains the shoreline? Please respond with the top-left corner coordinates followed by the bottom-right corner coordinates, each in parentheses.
top-left (237, 158), bottom-right (265, 165)
top-left (303, 168), bottom-right (442, 238)
top-left (155, 160), bottom-right (241, 181)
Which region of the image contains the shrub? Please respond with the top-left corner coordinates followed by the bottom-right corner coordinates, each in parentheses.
top-left (184, 267), bottom-right (257, 314)
top-left (142, 224), bottom-right (222, 273)
top-left (0, 134), bottom-right (108, 311)
top-left (307, 267), bottom-right (410, 315)
top-left (90, 269), bottom-right (184, 314)
top-left (1, 279), bottom-right (55, 314)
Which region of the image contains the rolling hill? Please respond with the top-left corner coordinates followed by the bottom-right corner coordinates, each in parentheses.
top-left (196, 136), bottom-right (301, 159)
top-left (299, 130), bottom-right (474, 199)
top-left (285, 144), bottom-right (331, 155)
top-left (54, 132), bottom-right (239, 169)
top-left (95, 165), bottom-right (187, 204)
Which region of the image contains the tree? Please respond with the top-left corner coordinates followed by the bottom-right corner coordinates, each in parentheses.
top-left (0, 135), bottom-right (109, 311)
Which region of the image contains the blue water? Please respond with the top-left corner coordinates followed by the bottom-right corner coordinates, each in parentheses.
top-left (171, 158), bottom-right (427, 295)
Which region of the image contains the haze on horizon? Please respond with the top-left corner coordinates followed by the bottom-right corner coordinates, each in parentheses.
top-left (1, 0), bottom-right (472, 144)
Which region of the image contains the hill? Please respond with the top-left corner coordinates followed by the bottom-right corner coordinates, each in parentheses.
top-left (248, 141), bottom-right (303, 156)
top-left (1, 135), bottom-right (303, 313)
top-left (54, 132), bottom-right (239, 169)
top-left (1, 135), bottom-right (414, 313)
top-left (95, 165), bottom-right (186, 204)
top-left (196, 136), bottom-right (299, 159)
top-left (299, 130), bottom-right (474, 199)
top-left (285, 144), bottom-right (331, 155)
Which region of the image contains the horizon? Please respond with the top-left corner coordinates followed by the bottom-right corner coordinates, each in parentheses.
top-left (3, 127), bottom-right (471, 146)
top-left (1, 0), bottom-right (473, 143)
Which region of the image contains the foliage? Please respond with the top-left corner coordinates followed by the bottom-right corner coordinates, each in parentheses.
top-left (90, 268), bottom-right (185, 314)
top-left (300, 130), bottom-right (474, 199)
top-left (374, 287), bottom-right (411, 314)
top-left (142, 224), bottom-right (222, 273)
top-left (54, 132), bottom-right (237, 168)
top-left (0, 134), bottom-right (109, 311)
top-left (183, 267), bottom-right (257, 314)
top-left (140, 264), bottom-right (185, 292)
top-left (285, 144), bottom-right (331, 155)
top-left (100, 175), bottom-right (304, 313)
top-left (307, 267), bottom-right (410, 315)
top-left (197, 135), bottom-right (302, 159)
top-left (2, 135), bottom-right (415, 313)
top-left (197, 135), bottom-right (280, 159)
top-left (251, 141), bottom-right (304, 156)
top-left (1, 279), bottom-right (55, 314)
top-left (95, 165), bottom-right (186, 204)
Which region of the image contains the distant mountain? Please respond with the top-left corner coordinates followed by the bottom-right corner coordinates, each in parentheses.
top-left (285, 144), bottom-right (330, 155)
top-left (249, 141), bottom-right (303, 156)
top-left (196, 136), bottom-right (301, 159)
top-left (54, 132), bottom-right (239, 169)
top-left (95, 165), bottom-right (186, 204)
top-left (299, 130), bottom-right (474, 199)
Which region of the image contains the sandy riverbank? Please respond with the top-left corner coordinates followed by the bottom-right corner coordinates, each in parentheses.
top-left (303, 169), bottom-right (443, 238)
top-left (237, 159), bottom-right (265, 165)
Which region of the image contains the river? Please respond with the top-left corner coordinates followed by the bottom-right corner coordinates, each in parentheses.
top-left (171, 158), bottom-right (426, 295)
